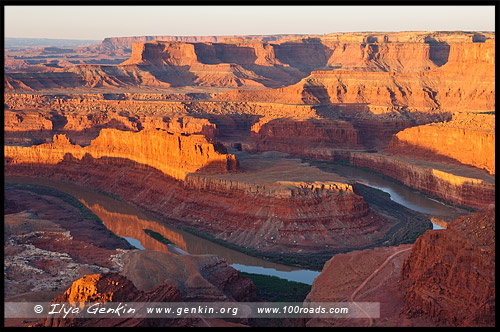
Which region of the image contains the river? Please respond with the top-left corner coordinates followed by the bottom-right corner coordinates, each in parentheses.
top-left (7, 163), bottom-right (468, 285)
top-left (306, 161), bottom-right (471, 229)
top-left (6, 176), bottom-right (321, 285)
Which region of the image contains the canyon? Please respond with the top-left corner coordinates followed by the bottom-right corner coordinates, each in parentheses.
top-left (4, 182), bottom-right (257, 328)
top-left (4, 30), bottom-right (495, 327)
top-left (304, 208), bottom-right (495, 327)
top-left (5, 134), bottom-right (406, 254)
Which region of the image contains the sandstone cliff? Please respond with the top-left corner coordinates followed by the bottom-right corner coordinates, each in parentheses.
top-left (85, 34), bottom-right (307, 54)
top-left (5, 129), bottom-right (238, 181)
top-left (400, 209), bottom-right (495, 327)
top-left (4, 94), bottom-right (220, 145)
top-left (245, 118), bottom-right (362, 155)
top-left (4, 93), bottom-right (323, 144)
top-left (4, 110), bottom-right (54, 146)
top-left (303, 208), bottom-right (496, 327)
top-left (7, 31), bottom-right (493, 96)
top-left (5, 38), bottom-right (310, 91)
top-left (5, 93), bottom-right (407, 150)
top-left (349, 152), bottom-right (495, 211)
top-left (79, 31), bottom-right (493, 56)
top-left (4, 30), bottom-right (494, 262)
top-left (387, 113), bottom-right (495, 174)
top-left (214, 38), bottom-right (495, 114)
top-left (36, 273), bottom-right (189, 327)
top-left (5, 140), bottom-right (395, 254)
top-left (321, 31), bottom-right (493, 44)
top-left (36, 250), bottom-right (257, 327)
top-left (323, 41), bottom-right (445, 72)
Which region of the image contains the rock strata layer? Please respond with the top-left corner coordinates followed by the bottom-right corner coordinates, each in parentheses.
top-left (387, 113), bottom-right (495, 175)
top-left (348, 152), bottom-right (495, 211)
top-left (4, 132), bottom-right (394, 253)
top-left (5, 129), bottom-right (238, 181)
top-left (400, 209), bottom-right (495, 327)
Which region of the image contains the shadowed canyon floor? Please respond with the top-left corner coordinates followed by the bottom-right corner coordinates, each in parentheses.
top-left (4, 30), bottom-right (495, 327)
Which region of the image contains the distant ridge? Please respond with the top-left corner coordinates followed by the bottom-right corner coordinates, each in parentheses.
top-left (5, 38), bottom-right (101, 49)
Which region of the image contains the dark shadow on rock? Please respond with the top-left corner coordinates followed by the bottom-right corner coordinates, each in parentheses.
top-left (193, 43), bottom-right (258, 65)
top-left (192, 156), bottom-right (240, 175)
top-left (5, 71), bottom-right (85, 90)
top-left (425, 37), bottom-right (450, 67)
top-left (301, 85), bottom-right (332, 104)
top-left (384, 136), bottom-right (492, 174)
top-left (49, 111), bottom-right (68, 131)
top-left (313, 104), bottom-right (453, 150)
top-left (192, 113), bottom-right (264, 141)
top-left (194, 42), bottom-right (308, 88)
top-left (274, 38), bottom-right (334, 70)
top-left (137, 65), bottom-right (197, 87)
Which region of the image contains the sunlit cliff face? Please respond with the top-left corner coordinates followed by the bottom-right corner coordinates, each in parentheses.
top-left (4, 30), bottom-right (495, 328)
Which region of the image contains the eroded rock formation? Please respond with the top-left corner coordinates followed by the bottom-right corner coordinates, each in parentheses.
top-left (214, 38), bottom-right (495, 113)
top-left (6, 31), bottom-right (494, 98)
top-left (119, 250), bottom-right (256, 302)
top-left (5, 129), bottom-right (238, 181)
top-left (387, 113), bottom-right (495, 174)
top-left (349, 152), bottom-right (495, 211)
top-left (246, 118), bottom-right (362, 155)
top-left (34, 250), bottom-right (256, 327)
top-left (4, 30), bottom-right (495, 328)
top-left (35, 273), bottom-right (190, 327)
top-left (84, 34), bottom-right (307, 55)
top-left (5, 149), bottom-right (391, 253)
top-left (400, 209), bottom-right (495, 327)
top-left (303, 209), bottom-right (495, 327)
top-left (5, 124), bottom-right (411, 255)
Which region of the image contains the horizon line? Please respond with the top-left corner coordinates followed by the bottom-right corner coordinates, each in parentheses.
top-left (5, 30), bottom-right (496, 41)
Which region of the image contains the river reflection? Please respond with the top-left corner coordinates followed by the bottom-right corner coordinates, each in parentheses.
top-left (307, 162), bottom-right (471, 229)
top-left (5, 176), bottom-right (313, 281)
top-left (7, 165), bottom-right (460, 285)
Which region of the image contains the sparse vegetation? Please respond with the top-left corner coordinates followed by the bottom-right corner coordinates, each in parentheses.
top-left (143, 228), bottom-right (173, 245)
top-left (177, 226), bottom-right (331, 270)
top-left (240, 272), bottom-right (312, 302)
top-left (4, 182), bottom-right (129, 245)
top-left (93, 188), bottom-right (123, 201)
top-left (5, 181), bottom-right (102, 223)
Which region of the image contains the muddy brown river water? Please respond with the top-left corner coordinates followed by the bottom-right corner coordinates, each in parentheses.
top-left (7, 162), bottom-right (470, 285)
top-left (307, 161), bottom-right (472, 230)
top-left (6, 176), bottom-right (321, 284)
